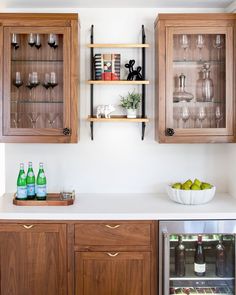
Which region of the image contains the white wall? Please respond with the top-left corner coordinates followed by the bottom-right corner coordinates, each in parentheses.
top-left (4, 8), bottom-right (230, 194)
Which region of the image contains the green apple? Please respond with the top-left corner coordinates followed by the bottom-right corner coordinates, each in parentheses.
top-left (194, 178), bottom-right (202, 187)
top-left (191, 184), bottom-right (201, 190)
top-left (201, 182), bottom-right (213, 190)
top-left (181, 184), bottom-right (191, 190)
top-left (172, 183), bottom-right (182, 189)
top-left (183, 179), bottom-right (193, 188)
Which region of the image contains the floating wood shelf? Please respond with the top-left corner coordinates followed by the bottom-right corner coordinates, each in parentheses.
top-left (87, 116), bottom-right (149, 123)
top-left (88, 80), bottom-right (149, 85)
top-left (87, 43), bottom-right (150, 48)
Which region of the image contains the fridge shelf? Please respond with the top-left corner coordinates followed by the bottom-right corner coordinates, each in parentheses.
top-left (170, 264), bottom-right (234, 281)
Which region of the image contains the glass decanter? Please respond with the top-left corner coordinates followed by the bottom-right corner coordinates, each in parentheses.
top-left (202, 63), bottom-right (214, 102)
top-left (173, 73), bottom-right (194, 103)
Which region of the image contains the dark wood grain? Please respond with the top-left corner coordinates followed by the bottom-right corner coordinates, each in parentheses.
top-left (75, 251), bottom-right (150, 295)
top-left (0, 223), bottom-right (67, 295)
top-left (75, 222), bottom-right (151, 246)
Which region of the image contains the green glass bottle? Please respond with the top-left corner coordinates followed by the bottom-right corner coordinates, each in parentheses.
top-left (26, 162), bottom-right (35, 200)
top-left (36, 162), bottom-right (47, 200)
top-left (17, 163), bottom-right (27, 200)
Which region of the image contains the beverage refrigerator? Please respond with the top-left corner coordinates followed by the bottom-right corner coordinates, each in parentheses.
top-left (159, 220), bottom-right (236, 295)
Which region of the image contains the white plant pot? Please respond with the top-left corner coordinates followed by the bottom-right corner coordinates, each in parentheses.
top-left (127, 109), bottom-right (137, 118)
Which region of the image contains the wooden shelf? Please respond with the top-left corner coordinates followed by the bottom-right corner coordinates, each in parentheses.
top-left (88, 80), bottom-right (149, 85)
top-left (87, 116), bottom-right (149, 123)
top-left (88, 43), bottom-right (149, 48)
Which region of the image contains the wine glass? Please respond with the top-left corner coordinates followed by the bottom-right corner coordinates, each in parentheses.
top-left (196, 35), bottom-right (205, 61)
top-left (11, 33), bottom-right (19, 49)
top-left (48, 33), bottom-right (56, 47)
top-left (197, 106), bottom-right (206, 128)
top-left (46, 113), bottom-right (58, 128)
top-left (50, 72), bottom-right (58, 102)
top-left (28, 33), bottom-right (36, 47)
top-left (190, 108), bottom-right (198, 128)
top-left (181, 106), bottom-right (190, 128)
top-left (35, 34), bottom-right (41, 49)
top-left (179, 34), bottom-right (189, 61)
top-left (213, 34), bottom-right (224, 60)
top-left (11, 112), bottom-right (21, 128)
top-left (27, 112), bottom-right (40, 128)
top-left (13, 72), bottom-right (23, 88)
top-left (215, 106), bottom-right (223, 128)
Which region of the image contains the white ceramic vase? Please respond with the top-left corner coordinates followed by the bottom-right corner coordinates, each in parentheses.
top-left (127, 109), bottom-right (137, 118)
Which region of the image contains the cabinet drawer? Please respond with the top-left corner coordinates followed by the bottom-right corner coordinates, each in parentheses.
top-left (75, 222), bottom-right (151, 246)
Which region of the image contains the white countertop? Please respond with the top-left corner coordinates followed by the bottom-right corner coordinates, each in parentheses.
top-left (0, 193), bottom-right (236, 220)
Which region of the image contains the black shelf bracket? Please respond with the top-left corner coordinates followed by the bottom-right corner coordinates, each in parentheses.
top-left (90, 25), bottom-right (94, 140)
top-left (141, 24), bottom-right (146, 140)
top-left (89, 25), bottom-right (148, 140)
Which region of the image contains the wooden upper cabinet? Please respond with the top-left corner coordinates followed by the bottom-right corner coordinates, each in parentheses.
top-left (0, 14), bottom-right (79, 143)
top-left (155, 14), bottom-right (236, 143)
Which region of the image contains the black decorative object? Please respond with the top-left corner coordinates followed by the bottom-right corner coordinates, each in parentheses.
top-left (125, 60), bottom-right (143, 81)
top-left (63, 128), bottom-right (71, 136)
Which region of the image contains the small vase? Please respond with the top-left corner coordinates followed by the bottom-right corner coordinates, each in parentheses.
top-left (127, 109), bottom-right (137, 118)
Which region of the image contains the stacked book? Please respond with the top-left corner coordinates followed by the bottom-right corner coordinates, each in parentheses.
top-left (94, 54), bottom-right (121, 80)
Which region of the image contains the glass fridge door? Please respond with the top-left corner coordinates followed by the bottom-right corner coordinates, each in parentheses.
top-left (160, 221), bottom-right (236, 295)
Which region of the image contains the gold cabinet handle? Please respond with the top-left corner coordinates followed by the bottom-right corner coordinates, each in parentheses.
top-left (105, 224), bottom-right (120, 229)
top-left (22, 225), bottom-right (34, 230)
top-left (107, 252), bottom-right (119, 257)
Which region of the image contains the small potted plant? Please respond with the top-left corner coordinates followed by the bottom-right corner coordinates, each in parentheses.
top-left (120, 91), bottom-right (141, 118)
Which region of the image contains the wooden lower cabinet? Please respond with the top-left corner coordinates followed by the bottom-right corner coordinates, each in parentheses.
top-left (0, 223), bottom-right (67, 295)
top-left (75, 251), bottom-right (151, 295)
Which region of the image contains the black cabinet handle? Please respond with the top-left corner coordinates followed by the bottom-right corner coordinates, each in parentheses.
top-left (63, 128), bottom-right (71, 136)
top-left (165, 128), bottom-right (175, 136)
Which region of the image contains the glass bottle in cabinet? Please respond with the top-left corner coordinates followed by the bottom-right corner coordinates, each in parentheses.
top-left (0, 14), bottom-right (78, 143)
top-left (155, 14), bottom-right (235, 143)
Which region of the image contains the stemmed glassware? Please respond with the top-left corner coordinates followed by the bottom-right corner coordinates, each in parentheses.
top-left (46, 113), bottom-right (58, 128)
top-left (48, 34), bottom-right (58, 49)
top-left (190, 108), bottom-right (198, 128)
top-left (197, 106), bottom-right (207, 128)
top-left (181, 106), bottom-right (190, 128)
top-left (27, 112), bottom-right (40, 128)
top-left (179, 34), bottom-right (189, 61)
top-left (11, 33), bottom-right (19, 60)
top-left (26, 72), bottom-right (39, 100)
top-left (11, 112), bottom-right (21, 128)
top-left (28, 33), bottom-right (36, 47)
top-left (215, 106), bottom-right (223, 128)
top-left (213, 34), bottom-right (224, 60)
top-left (13, 72), bottom-right (23, 88)
top-left (35, 34), bottom-right (42, 49)
top-left (196, 35), bottom-right (205, 61)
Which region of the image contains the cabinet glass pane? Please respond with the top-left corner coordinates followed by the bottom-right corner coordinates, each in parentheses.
top-left (10, 33), bottom-right (64, 129)
top-left (169, 234), bottom-right (235, 295)
top-left (172, 34), bottom-right (226, 129)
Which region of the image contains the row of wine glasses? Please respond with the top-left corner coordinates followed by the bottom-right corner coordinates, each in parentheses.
top-left (13, 71), bottom-right (58, 89)
top-left (174, 105), bottom-right (223, 128)
top-left (11, 33), bottom-right (59, 50)
top-left (179, 34), bottom-right (224, 61)
top-left (11, 112), bottom-right (62, 128)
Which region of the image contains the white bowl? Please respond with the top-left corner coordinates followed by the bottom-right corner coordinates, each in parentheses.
top-left (166, 185), bottom-right (216, 205)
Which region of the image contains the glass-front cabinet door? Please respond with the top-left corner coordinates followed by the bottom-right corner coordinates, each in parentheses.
top-left (164, 25), bottom-right (234, 141)
top-left (160, 220), bottom-right (236, 295)
top-left (3, 27), bottom-right (71, 139)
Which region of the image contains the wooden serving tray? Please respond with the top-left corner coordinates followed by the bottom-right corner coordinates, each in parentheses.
top-left (13, 193), bottom-right (75, 206)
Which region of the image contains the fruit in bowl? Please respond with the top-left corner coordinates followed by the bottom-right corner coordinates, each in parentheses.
top-left (167, 179), bottom-right (216, 205)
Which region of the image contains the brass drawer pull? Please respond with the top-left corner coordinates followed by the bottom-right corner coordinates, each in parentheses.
top-left (22, 225), bottom-right (34, 230)
top-left (107, 252), bottom-right (119, 257)
top-left (105, 224), bottom-right (120, 229)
